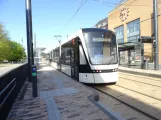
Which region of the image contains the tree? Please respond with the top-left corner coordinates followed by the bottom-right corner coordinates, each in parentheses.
top-left (0, 24), bottom-right (10, 41)
top-left (8, 41), bottom-right (26, 61)
top-left (0, 24), bottom-right (11, 62)
top-left (0, 23), bottom-right (26, 62)
top-left (0, 40), bottom-right (11, 61)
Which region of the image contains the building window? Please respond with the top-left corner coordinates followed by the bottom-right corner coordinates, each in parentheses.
top-left (114, 25), bottom-right (124, 44)
top-left (127, 19), bottom-right (140, 42)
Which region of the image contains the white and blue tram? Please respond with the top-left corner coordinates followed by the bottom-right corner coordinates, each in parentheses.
top-left (47, 28), bottom-right (118, 84)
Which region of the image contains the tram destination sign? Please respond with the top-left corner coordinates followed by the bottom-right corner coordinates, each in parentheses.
top-left (93, 38), bottom-right (111, 42)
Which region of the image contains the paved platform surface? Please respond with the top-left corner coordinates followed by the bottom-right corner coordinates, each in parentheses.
top-left (7, 63), bottom-right (111, 120)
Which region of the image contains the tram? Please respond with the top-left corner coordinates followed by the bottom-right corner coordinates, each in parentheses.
top-left (47, 28), bottom-right (118, 84)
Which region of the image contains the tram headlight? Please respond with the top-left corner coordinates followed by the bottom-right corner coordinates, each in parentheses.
top-left (94, 70), bottom-right (102, 73)
top-left (113, 69), bottom-right (118, 72)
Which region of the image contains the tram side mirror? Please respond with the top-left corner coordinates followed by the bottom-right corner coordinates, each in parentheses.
top-left (111, 48), bottom-right (117, 55)
top-left (78, 39), bottom-right (82, 44)
top-left (111, 51), bottom-right (115, 55)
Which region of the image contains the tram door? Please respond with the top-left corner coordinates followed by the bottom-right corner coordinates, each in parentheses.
top-left (71, 38), bottom-right (79, 79)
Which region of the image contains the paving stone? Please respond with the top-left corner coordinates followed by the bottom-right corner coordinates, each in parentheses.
top-left (7, 63), bottom-right (111, 120)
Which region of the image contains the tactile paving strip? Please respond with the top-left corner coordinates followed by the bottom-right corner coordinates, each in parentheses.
top-left (40, 88), bottom-right (78, 98)
top-left (40, 88), bottom-right (78, 120)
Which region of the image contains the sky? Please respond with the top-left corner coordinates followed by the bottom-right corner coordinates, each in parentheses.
top-left (0, 0), bottom-right (120, 52)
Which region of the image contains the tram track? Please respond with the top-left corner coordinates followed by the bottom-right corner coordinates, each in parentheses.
top-left (119, 72), bottom-right (161, 82)
top-left (93, 86), bottom-right (160, 120)
top-left (118, 76), bottom-right (161, 88)
top-left (117, 76), bottom-right (161, 101)
top-left (115, 84), bottom-right (161, 101)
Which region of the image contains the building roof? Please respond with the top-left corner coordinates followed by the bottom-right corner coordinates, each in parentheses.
top-left (95, 17), bottom-right (108, 28)
top-left (34, 47), bottom-right (46, 51)
top-left (108, 0), bottom-right (129, 15)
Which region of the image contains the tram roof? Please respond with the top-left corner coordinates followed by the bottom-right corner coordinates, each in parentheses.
top-left (60, 28), bottom-right (114, 45)
top-left (48, 28), bottom-right (115, 53)
top-left (82, 28), bottom-right (114, 34)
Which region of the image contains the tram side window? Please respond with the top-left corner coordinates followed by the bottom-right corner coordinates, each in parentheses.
top-left (61, 48), bottom-right (71, 65)
top-left (61, 49), bottom-right (65, 64)
top-left (57, 51), bottom-right (60, 63)
top-left (52, 51), bottom-right (54, 62)
top-left (53, 50), bottom-right (55, 62)
top-left (61, 41), bottom-right (72, 65)
top-left (54, 49), bottom-right (59, 63)
top-left (65, 49), bottom-right (71, 65)
top-left (50, 52), bottom-right (52, 61)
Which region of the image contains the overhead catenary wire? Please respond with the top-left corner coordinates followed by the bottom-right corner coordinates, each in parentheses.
top-left (60, 0), bottom-right (88, 32)
top-left (59, 0), bottom-right (160, 33)
top-left (139, 13), bottom-right (161, 25)
top-left (94, 0), bottom-right (154, 7)
top-left (98, 0), bottom-right (161, 19)
top-left (96, 0), bottom-right (141, 17)
top-left (94, 0), bottom-right (113, 7)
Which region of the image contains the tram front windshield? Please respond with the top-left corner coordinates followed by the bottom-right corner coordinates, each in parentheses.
top-left (84, 31), bottom-right (117, 65)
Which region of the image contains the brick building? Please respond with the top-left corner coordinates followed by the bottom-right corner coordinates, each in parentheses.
top-left (108, 0), bottom-right (161, 69)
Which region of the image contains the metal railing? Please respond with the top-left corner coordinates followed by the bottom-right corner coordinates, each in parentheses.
top-left (0, 78), bottom-right (16, 109)
top-left (0, 63), bottom-right (28, 120)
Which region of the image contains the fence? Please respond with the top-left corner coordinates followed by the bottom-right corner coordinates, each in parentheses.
top-left (0, 63), bottom-right (28, 120)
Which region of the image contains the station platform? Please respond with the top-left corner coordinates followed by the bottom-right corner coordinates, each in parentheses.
top-left (119, 66), bottom-right (161, 78)
top-left (7, 63), bottom-right (122, 120)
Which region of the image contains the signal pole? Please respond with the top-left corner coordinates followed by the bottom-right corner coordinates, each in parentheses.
top-left (153, 0), bottom-right (159, 70)
top-left (34, 33), bottom-right (36, 49)
top-left (25, 0), bottom-right (34, 81)
top-left (26, 0), bottom-right (38, 97)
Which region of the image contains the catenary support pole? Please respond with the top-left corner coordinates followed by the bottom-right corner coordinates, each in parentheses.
top-left (153, 0), bottom-right (159, 70)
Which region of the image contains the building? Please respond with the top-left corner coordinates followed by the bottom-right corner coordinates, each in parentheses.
top-left (95, 17), bottom-right (108, 29)
top-left (34, 47), bottom-right (46, 62)
top-left (108, 0), bottom-right (161, 69)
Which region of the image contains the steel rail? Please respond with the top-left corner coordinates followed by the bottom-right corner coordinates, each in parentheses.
top-left (94, 87), bottom-right (159, 120)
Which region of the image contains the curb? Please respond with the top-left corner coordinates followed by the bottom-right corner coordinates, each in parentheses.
top-left (88, 95), bottom-right (125, 120)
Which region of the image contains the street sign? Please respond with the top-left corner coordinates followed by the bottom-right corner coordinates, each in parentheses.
top-left (138, 36), bottom-right (153, 43)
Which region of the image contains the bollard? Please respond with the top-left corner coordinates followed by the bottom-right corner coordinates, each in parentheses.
top-left (143, 60), bottom-right (149, 70)
top-left (32, 65), bottom-right (38, 97)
